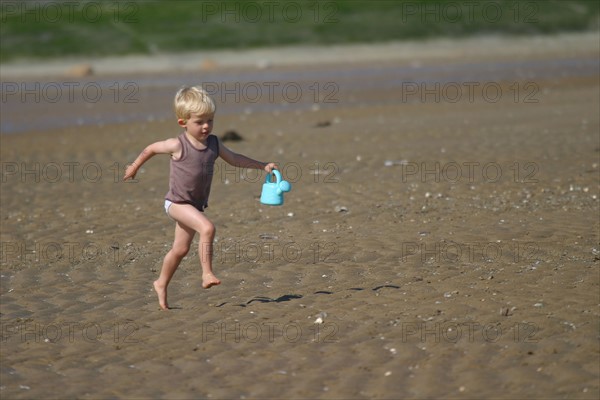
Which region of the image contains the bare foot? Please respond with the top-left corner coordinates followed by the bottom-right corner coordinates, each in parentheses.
top-left (153, 280), bottom-right (169, 310)
top-left (202, 273), bottom-right (221, 289)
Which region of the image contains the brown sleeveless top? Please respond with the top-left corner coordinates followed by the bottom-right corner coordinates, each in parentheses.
top-left (165, 133), bottom-right (219, 211)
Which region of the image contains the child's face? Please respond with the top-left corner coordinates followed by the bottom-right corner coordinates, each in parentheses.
top-left (178, 113), bottom-right (214, 139)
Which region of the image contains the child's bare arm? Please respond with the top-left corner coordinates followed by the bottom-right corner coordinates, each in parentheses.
top-left (123, 138), bottom-right (181, 180)
top-left (218, 139), bottom-right (278, 172)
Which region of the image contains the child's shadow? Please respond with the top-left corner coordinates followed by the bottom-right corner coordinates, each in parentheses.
top-left (216, 294), bottom-right (303, 308)
top-left (215, 285), bottom-right (400, 308)
top-left (317, 285), bottom-right (401, 293)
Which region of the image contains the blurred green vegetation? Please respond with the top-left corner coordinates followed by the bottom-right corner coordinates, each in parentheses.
top-left (1, 0), bottom-right (598, 62)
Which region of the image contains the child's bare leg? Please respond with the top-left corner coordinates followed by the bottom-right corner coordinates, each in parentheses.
top-left (154, 221), bottom-right (194, 309)
top-left (198, 222), bottom-right (220, 288)
top-left (168, 204), bottom-right (221, 289)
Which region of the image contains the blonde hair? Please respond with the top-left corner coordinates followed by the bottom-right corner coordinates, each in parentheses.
top-left (174, 86), bottom-right (216, 121)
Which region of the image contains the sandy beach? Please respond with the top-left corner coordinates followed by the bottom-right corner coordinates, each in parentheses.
top-left (1, 32), bottom-right (599, 399)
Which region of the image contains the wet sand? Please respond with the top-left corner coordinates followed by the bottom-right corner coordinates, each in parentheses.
top-left (1, 33), bottom-right (599, 399)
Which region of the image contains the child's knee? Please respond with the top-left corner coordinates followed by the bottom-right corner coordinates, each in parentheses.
top-left (172, 244), bottom-right (190, 258)
top-left (201, 222), bottom-right (216, 238)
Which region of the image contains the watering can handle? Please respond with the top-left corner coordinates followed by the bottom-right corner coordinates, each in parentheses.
top-left (265, 169), bottom-right (282, 184)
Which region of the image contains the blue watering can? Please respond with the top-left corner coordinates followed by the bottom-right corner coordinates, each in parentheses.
top-left (260, 170), bottom-right (291, 206)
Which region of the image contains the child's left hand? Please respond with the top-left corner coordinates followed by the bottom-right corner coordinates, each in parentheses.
top-left (264, 163), bottom-right (278, 173)
top-left (123, 163), bottom-right (138, 181)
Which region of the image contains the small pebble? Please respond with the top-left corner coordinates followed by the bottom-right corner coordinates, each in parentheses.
top-left (500, 307), bottom-right (512, 316)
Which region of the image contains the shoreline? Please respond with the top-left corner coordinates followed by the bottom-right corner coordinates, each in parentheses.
top-left (1, 31), bottom-right (598, 80)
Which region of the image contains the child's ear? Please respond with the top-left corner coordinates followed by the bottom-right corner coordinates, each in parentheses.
top-left (177, 118), bottom-right (187, 127)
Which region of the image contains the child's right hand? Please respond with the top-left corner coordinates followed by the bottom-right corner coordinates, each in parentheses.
top-left (123, 163), bottom-right (138, 181)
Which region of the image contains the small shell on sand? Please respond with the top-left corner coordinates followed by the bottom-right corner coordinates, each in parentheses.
top-left (314, 312), bottom-right (327, 324)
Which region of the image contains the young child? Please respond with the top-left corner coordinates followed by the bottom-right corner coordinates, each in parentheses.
top-left (123, 86), bottom-right (278, 310)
